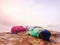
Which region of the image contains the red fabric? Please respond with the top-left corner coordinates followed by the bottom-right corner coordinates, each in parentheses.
top-left (11, 26), bottom-right (26, 33)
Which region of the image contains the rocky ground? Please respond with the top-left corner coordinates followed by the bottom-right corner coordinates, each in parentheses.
top-left (0, 31), bottom-right (60, 45)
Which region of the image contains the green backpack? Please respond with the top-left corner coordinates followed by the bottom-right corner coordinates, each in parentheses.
top-left (28, 27), bottom-right (43, 38)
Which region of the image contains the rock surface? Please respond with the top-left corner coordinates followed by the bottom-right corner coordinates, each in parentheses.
top-left (0, 31), bottom-right (60, 45)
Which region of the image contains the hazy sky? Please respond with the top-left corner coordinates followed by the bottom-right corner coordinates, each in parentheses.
top-left (0, 0), bottom-right (60, 27)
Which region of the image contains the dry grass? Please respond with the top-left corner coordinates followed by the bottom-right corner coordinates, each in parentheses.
top-left (0, 31), bottom-right (60, 45)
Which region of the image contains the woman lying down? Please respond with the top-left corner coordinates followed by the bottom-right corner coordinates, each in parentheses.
top-left (11, 26), bottom-right (51, 41)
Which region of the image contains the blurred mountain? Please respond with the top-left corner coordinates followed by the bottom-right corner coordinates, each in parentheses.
top-left (0, 24), bottom-right (10, 32)
top-left (45, 25), bottom-right (60, 32)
